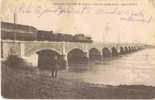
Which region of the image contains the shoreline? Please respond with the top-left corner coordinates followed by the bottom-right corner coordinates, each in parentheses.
top-left (2, 64), bottom-right (155, 99)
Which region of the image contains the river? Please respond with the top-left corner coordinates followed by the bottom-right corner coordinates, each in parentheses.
top-left (59, 48), bottom-right (155, 86)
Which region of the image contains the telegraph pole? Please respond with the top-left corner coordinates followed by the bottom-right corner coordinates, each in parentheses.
top-left (102, 22), bottom-right (111, 60)
top-left (117, 32), bottom-right (120, 49)
top-left (13, 12), bottom-right (17, 42)
top-left (104, 22), bottom-right (110, 43)
top-left (10, 11), bottom-right (17, 55)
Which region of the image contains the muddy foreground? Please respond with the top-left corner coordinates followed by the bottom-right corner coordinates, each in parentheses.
top-left (1, 64), bottom-right (155, 99)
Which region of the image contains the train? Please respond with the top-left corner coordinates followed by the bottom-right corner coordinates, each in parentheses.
top-left (1, 22), bottom-right (93, 43)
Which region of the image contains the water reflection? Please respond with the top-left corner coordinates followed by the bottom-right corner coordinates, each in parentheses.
top-left (60, 48), bottom-right (155, 86)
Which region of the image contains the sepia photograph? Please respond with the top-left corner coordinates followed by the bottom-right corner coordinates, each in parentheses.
top-left (1, 0), bottom-right (155, 99)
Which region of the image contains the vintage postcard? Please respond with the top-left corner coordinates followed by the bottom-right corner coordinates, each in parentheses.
top-left (1, 0), bottom-right (155, 99)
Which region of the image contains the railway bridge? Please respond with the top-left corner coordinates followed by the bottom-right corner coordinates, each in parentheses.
top-left (1, 40), bottom-right (145, 70)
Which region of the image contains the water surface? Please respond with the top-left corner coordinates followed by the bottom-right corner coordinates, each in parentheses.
top-left (60, 48), bottom-right (155, 86)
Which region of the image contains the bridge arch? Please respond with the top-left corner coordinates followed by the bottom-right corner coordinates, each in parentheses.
top-left (67, 48), bottom-right (88, 66)
top-left (128, 46), bottom-right (132, 52)
top-left (111, 47), bottom-right (118, 56)
top-left (131, 46), bottom-right (133, 52)
top-left (132, 46), bottom-right (136, 51)
top-left (124, 46), bottom-right (129, 53)
top-left (26, 47), bottom-right (62, 57)
top-left (120, 46), bottom-right (125, 54)
top-left (102, 47), bottom-right (111, 58)
top-left (89, 48), bottom-right (101, 61)
top-left (37, 49), bottom-right (61, 70)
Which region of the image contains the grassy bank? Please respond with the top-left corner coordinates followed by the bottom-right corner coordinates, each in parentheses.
top-left (1, 64), bottom-right (155, 99)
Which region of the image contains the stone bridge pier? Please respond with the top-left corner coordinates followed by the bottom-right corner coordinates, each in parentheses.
top-left (1, 40), bottom-right (146, 70)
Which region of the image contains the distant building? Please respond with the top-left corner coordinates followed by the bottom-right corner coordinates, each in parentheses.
top-left (1, 22), bottom-right (38, 41)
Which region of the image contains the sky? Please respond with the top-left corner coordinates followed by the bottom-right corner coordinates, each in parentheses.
top-left (1, 0), bottom-right (155, 44)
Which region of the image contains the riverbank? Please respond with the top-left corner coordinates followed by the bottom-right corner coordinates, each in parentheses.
top-left (2, 64), bottom-right (155, 99)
